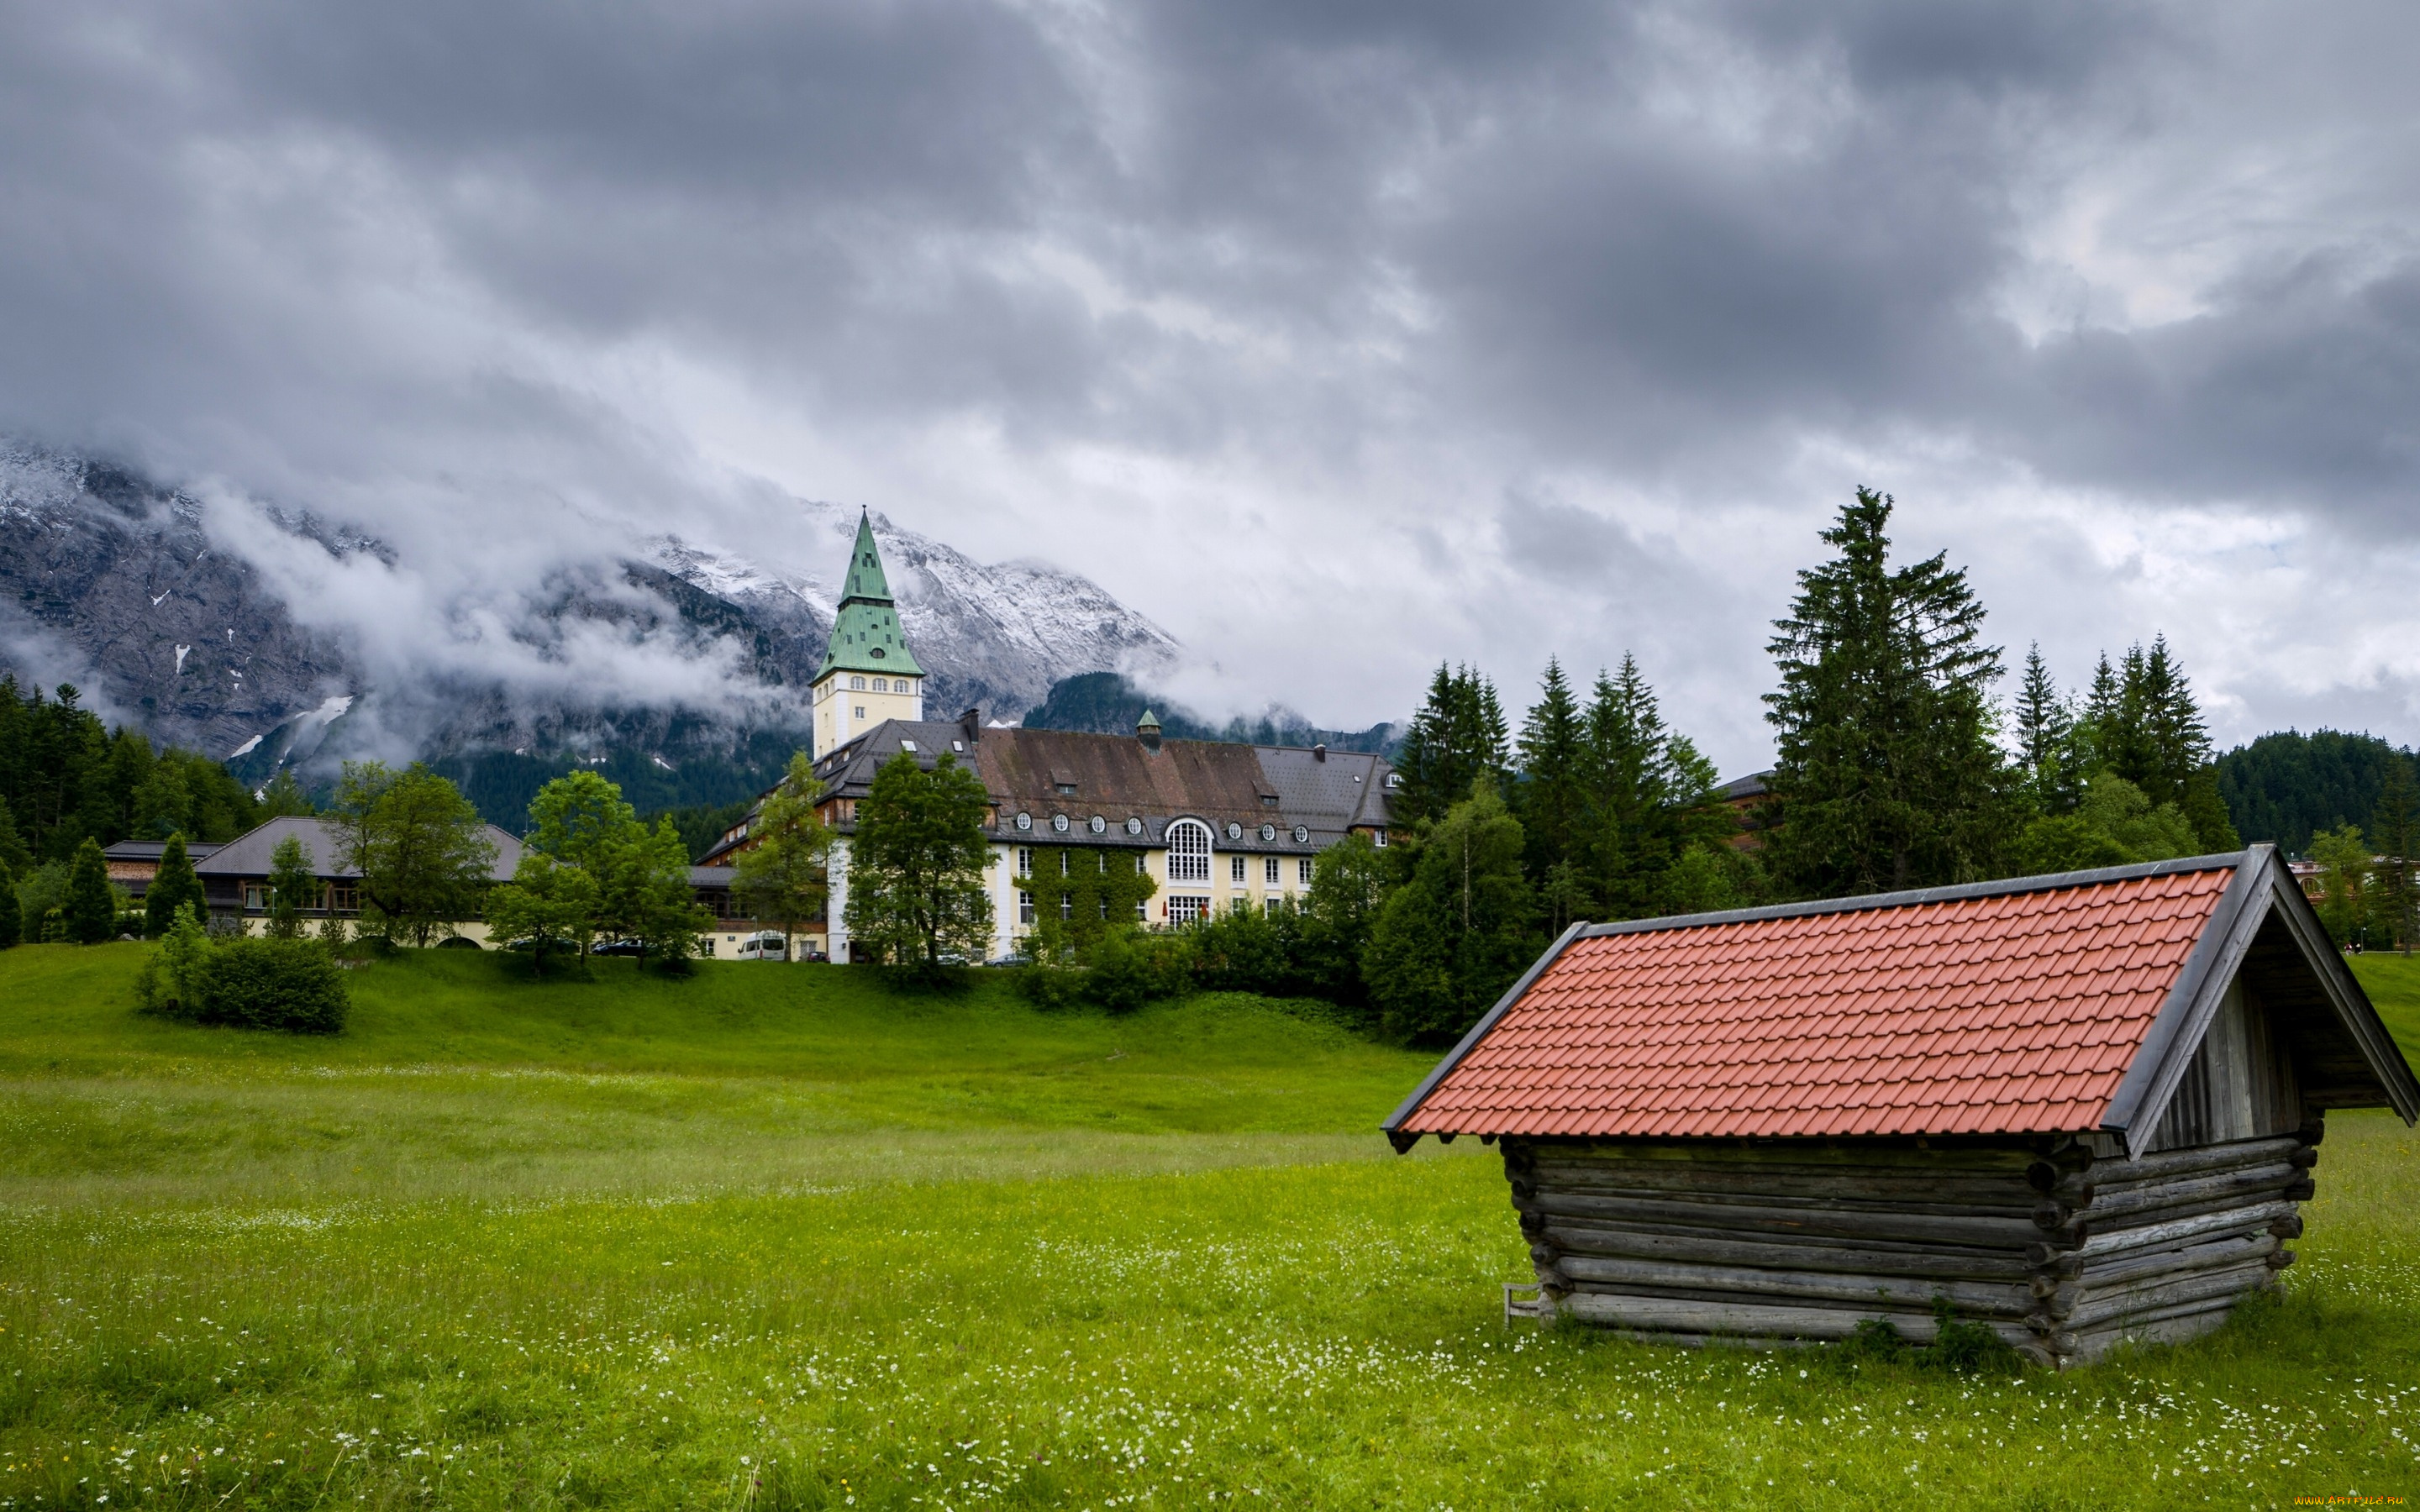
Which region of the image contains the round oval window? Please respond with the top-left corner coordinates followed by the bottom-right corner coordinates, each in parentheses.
top-left (1225, 822), bottom-right (1243, 841)
top-left (1052, 814), bottom-right (1071, 832)
top-left (1014, 812), bottom-right (1031, 832)
top-left (1125, 816), bottom-right (1144, 835)
top-left (1259, 823), bottom-right (1276, 842)
top-left (1292, 826), bottom-right (1308, 844)
top-left (1089, 815), bottom-right (1106, 833)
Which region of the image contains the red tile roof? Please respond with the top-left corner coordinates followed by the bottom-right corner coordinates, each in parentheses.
top-left (1395, 864), bottom-right (2238, 1140)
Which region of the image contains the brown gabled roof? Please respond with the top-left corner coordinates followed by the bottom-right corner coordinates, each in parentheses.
top-left (1387, 848), bottom-right (2420, 1151)
top-left (697, 718), bottom-right (1398, 864)
top-left (979, 727), bottom-right (1274, 834)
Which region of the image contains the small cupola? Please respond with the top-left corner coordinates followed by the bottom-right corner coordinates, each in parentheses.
top-left (1137, 709), bottom-right (1163, 753)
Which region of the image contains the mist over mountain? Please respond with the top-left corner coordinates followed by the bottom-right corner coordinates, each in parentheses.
top-left (1020, 671), bottom-right (1401, 757)
top-left (0, 440), bottom-right (1193, 816)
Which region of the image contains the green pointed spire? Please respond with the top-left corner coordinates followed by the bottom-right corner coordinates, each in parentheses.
top-left (814, 509), bottom-right (924, 681)
top-left (839, 509), bottom-right (893, 606)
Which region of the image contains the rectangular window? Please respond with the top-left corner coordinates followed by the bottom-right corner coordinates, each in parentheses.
top-left (1230, 855), bottom-right (1246, 883)
top-left (1298, 858), bottom-right (1313, 886)
top-left (1373, 829), bottom-right (1388, 848)
top-left (1166, 895), bottom-right (1211, 925)
top-left (1135, 900), bottom-right (1148, 921)
top-left (329, 885), bottom-right (360, 914)
top-left (855, 706), bottom-right (866, 720)
top-left (872, 677), bottom-right (887, 691)
top-left (1060, 852), bottom-right (1071, 876)
top-left (1264, 857), bottom-right (1280, 885)
top-left (1265, 897), bottom-right (1284, 916)
top-left (1019, 891), bottom-right (1035, 926)
top-left (1017, 847), bottom-right (1034, 877)
top-left (242, 883), bottom-right (267, 912)
top-left (1060, 895), bottom-right (1073, 921)
top-left (1135, 854), bottom-right (1148, 874)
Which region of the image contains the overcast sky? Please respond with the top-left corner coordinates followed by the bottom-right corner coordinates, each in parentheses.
top-left (4, 0), bottom-right (2417, 775)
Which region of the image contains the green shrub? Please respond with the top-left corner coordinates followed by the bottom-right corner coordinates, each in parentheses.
top-left (194, 937), bottom-right (350, 1034)
top-left (1012, 959), bottom-right (1085, 1009)
top-left (1085, 927), bottom-right (1193, 1012)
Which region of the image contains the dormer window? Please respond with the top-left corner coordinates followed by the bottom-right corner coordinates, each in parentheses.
top-left (1055, 783), bottom-right (1077, 796)
top-left (900, 739), bottom-right (917, 753)
top-left (1260, 795), bottom-right (1279, 807)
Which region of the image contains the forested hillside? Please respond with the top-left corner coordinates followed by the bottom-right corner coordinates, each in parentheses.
top-left (2217, 729), bottom-right (2417, 855)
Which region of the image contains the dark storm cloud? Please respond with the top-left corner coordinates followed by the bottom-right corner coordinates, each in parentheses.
top-left (0, 0), bottom-right (2415, 756)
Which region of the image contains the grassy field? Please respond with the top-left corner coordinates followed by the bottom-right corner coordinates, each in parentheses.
top-left (3, 945), bottom-right (2418, 1509)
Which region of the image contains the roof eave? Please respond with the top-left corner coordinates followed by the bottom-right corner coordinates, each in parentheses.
top-left (1382, 919), bottom-right (1592, 1148)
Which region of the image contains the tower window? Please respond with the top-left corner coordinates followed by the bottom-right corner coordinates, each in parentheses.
top-left (851, 675), bottom-right (866, 690)
top-left (872, 677), bottom-right (886, 691)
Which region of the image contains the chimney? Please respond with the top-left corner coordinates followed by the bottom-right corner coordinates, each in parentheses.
top-left (960, 707), bottom-right (981, 746)
top-left (1313, 743), bottom-right (1327, 762)
top-left (1136, 709), bottom-right (1163, 753)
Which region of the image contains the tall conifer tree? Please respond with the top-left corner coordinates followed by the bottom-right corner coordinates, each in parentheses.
top-left (1514, 659), bottom-right (1590, 906)
top-left (1764, 489), bottom-right (2016, 895)
top-left (1581, 654), bottom-right (1722, 918)
top-left (1395, 664), bottom-right (1509, 826)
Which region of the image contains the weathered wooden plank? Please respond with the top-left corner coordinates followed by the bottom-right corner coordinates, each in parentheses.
top-left (1526, 1142), bottom-right (2035, 1175)
top-left (1559, 1291), bottom-right (2039, 1350)
top-left (2066, 1294), bottom-right (2247, 1356)
top-left (2080, 1232), bottom-right (2277, 1294)
top-left (1540, 1221), bottom-right (2044, 1281)
top-left (1519, 1179), bottom-right (2041, 1221)
top-left (2078, 1163), bottom-right (2298, 1222)
top-left (2061, 1258), bottom-right (2275, 1332)
top-left (1550, 1254), bottom-right (2038, 1319)
top-left (1521, 1163), bottom-right (2038, 1209)
top-left (2081, 1137), bottom-right (2301, 1189)
top-left (1529, 1190), bottom-right (2057, 1247)
top-left (2065, 1200), bottom-right (2297, 1262)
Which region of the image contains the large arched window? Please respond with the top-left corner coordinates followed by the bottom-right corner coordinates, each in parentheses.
top-left (1165, 819), bottom-right (1213, 883)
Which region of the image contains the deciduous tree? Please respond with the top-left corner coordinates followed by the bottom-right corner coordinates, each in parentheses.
top-left (843, 752), bottom-right (996, 973)
top-left (731, 753), bottom-right (834, 957)
top-left (1362, 782), bottom-right (1538, 1042)
top-left (483, 852), bottom-right (600, 978)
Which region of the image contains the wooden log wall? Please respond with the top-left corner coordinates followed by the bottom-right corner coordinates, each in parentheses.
top-left (1505, 1118), bottom-right (2320, 1368)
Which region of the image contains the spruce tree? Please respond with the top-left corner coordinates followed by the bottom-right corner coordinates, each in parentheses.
top-left (1764, 488), bottom-right (2016, 895)
top-left (0, 858), bottom-right (18, 948)
top-left (145, 833), bottom-right (206, 938)
top-left (1514, 659), bottom-right (1590, 906)
top-left (2014, 644), bottom-right (2081, 813)
top-left (1395, 664), bottom-right (1510, 826)
top-left (1581, 654), bottom-right (1722, 919)
top-left (63, 836), bottom-right (117, 943)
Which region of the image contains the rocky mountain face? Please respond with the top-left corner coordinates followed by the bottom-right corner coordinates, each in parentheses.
top-left (0, 441), bottom-right (1185, 816)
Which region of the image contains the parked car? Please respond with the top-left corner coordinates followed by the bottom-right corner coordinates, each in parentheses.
top-left (589, 939), bottom-right (644, 956)
top-left (734, 932), bottom-right (789, 961)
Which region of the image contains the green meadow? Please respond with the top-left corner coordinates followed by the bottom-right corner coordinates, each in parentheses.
top-left (3, 946), bottom-right (2418, 1509)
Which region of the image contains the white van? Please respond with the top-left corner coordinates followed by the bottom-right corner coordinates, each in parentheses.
top-left (734, 932), bottom-right (789, 961)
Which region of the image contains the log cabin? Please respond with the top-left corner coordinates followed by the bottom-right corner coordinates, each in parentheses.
top-left (1383, 847), bottom-right (2420, 1367)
